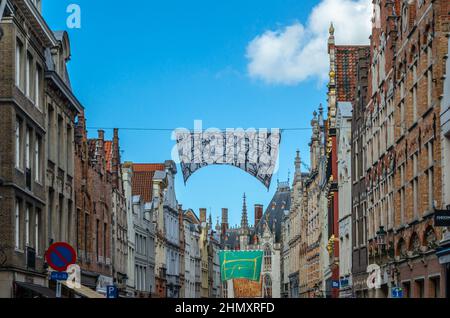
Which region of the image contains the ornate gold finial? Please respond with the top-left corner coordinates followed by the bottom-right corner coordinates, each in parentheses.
top-left (329, 22), bottom-right (335, 36)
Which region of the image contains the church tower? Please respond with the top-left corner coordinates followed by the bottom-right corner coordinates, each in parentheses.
top-left (239, 193), bottom-right (250, 250)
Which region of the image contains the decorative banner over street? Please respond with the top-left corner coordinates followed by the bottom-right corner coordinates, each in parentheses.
top-left (233, 278), bottom-right (262, 298)
top-left (219, 250), bottom-right (263, 282)
top-left (174, 127), bottom-right (281, 189)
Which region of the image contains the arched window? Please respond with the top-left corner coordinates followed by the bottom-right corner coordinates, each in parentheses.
top-left (397, 238), bottom-right (407, 259)
top-left (264, 244), bottom-right (272, 271)
top-left (424, 226), bottom-right (437, 249)
top-left (263, 274), bottom-right (272, 298)
top-left (409, 233), bottom-right (421, 255)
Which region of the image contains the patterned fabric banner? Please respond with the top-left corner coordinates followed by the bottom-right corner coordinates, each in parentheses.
top-left (219, 250), bottom-right (263, 282)
top-left (233, 278), bottom-right (262, 298)
top-left (174, 128), bottom-right (281, 189)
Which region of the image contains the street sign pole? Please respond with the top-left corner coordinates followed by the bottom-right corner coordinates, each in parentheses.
top-left (56, 281), bottom-right (62, 298)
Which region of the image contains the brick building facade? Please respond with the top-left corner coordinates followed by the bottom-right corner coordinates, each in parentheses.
top-left (74, 117), bottom-right (114, 292)
top-left (363, 0), bottom-right (449, 298)
top-left (0, 0), bottom-right (81, 298)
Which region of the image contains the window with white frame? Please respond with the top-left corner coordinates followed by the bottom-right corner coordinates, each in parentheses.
top-left (25, 206), bottom-right (30, 247)
top-left (25, 127), bottom-right (30, 170)
top-left (15, 199), bottom-right (21, 249)
top-left (16, 40), bottom-right (23, 89)
top-left (35, 64), bottom-right (41, 109)
top-left (35, 209), bottom-right (40, 255)
top-left (15, 119), bottom-right (21, 169)
top-left (25, 53), bottom-right (32, 98)
top-left (35, 135), bottom-right (41, 182)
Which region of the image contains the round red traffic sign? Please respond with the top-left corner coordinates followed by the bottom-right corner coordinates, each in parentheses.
top-left (45, 242), bottom-right (77, 272)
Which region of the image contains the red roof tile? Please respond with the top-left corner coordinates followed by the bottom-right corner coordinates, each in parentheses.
top-left (104, 141), bottom-right (113, 172)
top-left (131, 163), bottom-right (166, 203)
top-left (335, 46), bottom-right (368, 102)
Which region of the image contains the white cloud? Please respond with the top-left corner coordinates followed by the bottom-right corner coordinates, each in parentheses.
top-left (246, 0), bottom-right (372, 85)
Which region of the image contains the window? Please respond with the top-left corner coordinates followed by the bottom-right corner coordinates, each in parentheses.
top-left (35, 135), bottom-right (41, 182)
top-left (263, 275), bottom-right (272, 298)
top-left (412, 153), bottom-right (419, 219)
top-left (25, 128), bottom-right (30, 169)
top-left (35, 64), bottom-right (41, 108)
top-left (15, 199), bottom-right (21, 249)
top-left (59, 196), bottom-right (64, 241)
top-left (264, 244), bottom-right (272, 270)
top-left (47, 105), bottom-right (54, 158)
top-left (400, 163), bottom-right (406, 224)
top-left (15, 119), bottom-right (21, 169)
top-left (84, 212), bottom-right (89, 259)
top-left (426, 142), bottom-right (434, 210)
top-left (103, 223), bottom-right (107, 260)
top-left (26, 53), bottom-right (32, 97)
top-left (415, 279), bottom-right (424, 298)
top-left (402, 281), bottom-right (411, 298)
top-left (25, 206), bottom-right (30, 247)
top-left (16, 40), bottom-right (23, 88)
top-left (35, 209), bottom-right (40, 255)
top-left (96, 219), bottom-right (100, 261)
top-left (429, 276), bottom-right (440, 298)
top-left (412, 62), bottom-right (418, 122)
top-left (66, 125), bottom-right (72, 172)
top-left (57, 116), bottom-right (63, 165)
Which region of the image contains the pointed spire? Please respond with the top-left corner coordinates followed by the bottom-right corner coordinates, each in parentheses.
top-left (295, 150), bottom-right (301, 175)
top-left (329, 22), bottom-right (335, 36)
top-left (241, 193), bottom-right (248, 230)
top-left (318, 103), bottom-right (324, 121)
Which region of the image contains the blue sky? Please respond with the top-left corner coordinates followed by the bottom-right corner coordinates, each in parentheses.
top-left (42, 0), bottom-right (371, 226)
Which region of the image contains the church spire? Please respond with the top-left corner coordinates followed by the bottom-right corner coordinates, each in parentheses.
top-left (241, 193), bottom-right (249, 230)
top-left (295, 150), bottom-right (301, 175)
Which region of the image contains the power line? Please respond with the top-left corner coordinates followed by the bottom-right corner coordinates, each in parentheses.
top-left (86, 124), bottom-right (410, 132)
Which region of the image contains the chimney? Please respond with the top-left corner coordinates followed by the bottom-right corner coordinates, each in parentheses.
top-left (254, 204), bottom-right (263, 225)
top-left (199, 208), bottom-right (207, 223)
top-left (111, 129), bottom-right (120, 188)
top-left (98, 130), bottom-right (105, 141)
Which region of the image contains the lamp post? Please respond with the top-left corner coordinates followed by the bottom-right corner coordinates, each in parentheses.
top-left (376, 226), bottom-right (387, 257)
top-left (375, 226), bottom-right (387, 298)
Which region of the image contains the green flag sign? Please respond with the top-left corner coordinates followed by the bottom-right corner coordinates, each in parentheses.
top-left (219, 250), bottom-right (263, 282)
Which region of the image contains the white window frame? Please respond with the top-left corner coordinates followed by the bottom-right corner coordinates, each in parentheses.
top-left (15, 119), bottom-right (21, 169)
top-left (15, 199), bottom-right (20, 250)
top-left (25, 206), bottom-right (30, 247)
top-left (25, 128), bottom-right (30, 169)
top-left (15, 41), bottom-right (22, 88)
top-left (35, 209), bottom-right (40, 255)
top-left (25, 53), bottom-right (32, 97)
top-left (35, 136), bottom-right (40, 182)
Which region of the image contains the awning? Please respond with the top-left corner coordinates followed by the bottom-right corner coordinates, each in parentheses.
top-left (61, 281), bottom-right (105, 298)
top-left (15, 281), bottom-right (58, 298)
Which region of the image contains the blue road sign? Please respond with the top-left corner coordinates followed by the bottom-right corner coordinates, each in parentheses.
top-left (392, 287), bottom-right (403, 298)
top-left (50, 271), bottom-right (68, 281)
top-left (107, 285), bottom-right (118, 299)
top-left (332, 281), bottom-right (340, 288)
